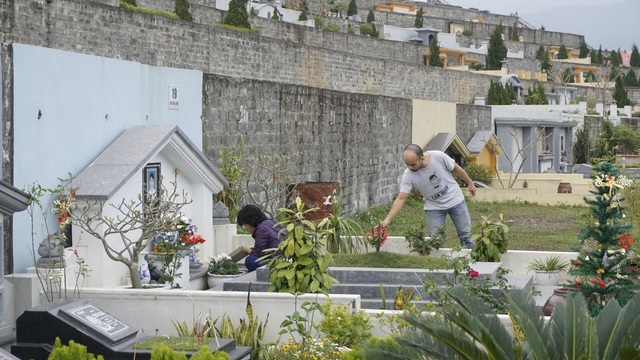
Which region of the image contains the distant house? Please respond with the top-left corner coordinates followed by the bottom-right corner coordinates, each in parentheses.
top-left (72, 125), bottom-right (227, 288)
top-left (494, 117), bottom-right (577, 174)
top-left (466, 131), bottom-right (503, 175)
top-left (424, 132), bottom-right (470, 165)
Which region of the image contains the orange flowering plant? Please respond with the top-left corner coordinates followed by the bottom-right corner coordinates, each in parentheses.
top-left (365, 225), bottom-right (389, 251)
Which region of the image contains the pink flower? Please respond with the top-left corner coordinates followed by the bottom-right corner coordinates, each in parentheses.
top-left (467, 269), bottom-right (479, 278)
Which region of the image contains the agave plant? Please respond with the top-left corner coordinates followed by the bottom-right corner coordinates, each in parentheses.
top-left (365, 285), bottom-right (640, 360)
top-left (325, 195), bottom-right (366, 254)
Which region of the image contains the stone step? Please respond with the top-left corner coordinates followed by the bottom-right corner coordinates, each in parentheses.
top-left (253, 262), bottom-right (503, 284)
top-left (215, 265), bottom-right (536, 310)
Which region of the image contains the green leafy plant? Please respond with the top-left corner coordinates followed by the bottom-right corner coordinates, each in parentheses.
top-left (314, 299), bottom-right (373, 348)
top-left (463, 163), bottom-right (493, 185)
top-left (266, 197), bottom-right (338, 295)
top-left (470, 214), bottom-right (509, 262)
top-left (119, 2), bottom-right (180, 19)
top-left (148, 343), bottom-right (229, 359)
top-left (527, 254), bottom-right (569, 272)
top-left (423, 250), bottom-right (512, 313)
top-left (48, 337), bottom-right (104, 360)
top-left (325, 23), bottom-right (340, 32)
top-left (403, 225), bottom-right (441, 256)
top-left (313, 16), bottom-right (325, 29)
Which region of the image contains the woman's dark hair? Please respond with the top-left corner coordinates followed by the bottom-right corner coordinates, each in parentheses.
top-left (236, 205), bottom-right (268, 227)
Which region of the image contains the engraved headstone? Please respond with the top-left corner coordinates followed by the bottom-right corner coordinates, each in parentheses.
top-left (12, 299), bottom-right (251, 360)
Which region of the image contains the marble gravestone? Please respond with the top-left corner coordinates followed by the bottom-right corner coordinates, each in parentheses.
top-left (11, 299), bottom-right (250, 360)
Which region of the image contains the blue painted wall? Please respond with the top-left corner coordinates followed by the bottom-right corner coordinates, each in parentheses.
top-left (12, 44), bottom-right (203, 272)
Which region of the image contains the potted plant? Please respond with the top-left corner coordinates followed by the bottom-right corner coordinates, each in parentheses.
top-left (527, 254), bottom-right (569, 286)
top-left (207, 253), bottom-right (243, 289)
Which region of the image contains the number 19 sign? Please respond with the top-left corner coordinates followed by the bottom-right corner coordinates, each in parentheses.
top-left (168, 85), bottom-right (180, 110)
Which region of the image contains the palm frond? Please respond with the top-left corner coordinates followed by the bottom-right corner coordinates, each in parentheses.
top-left (402, 313), bottom-right (490, 360)
top-left (599, 293), bottom-right (640, 360)
top-left (506, 289), bottom-right (554, 360)
top-left (445, 286), bottom-right (516, 360)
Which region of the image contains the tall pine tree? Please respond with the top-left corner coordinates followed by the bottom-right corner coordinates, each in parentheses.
top-left (298, 0), bottom-right (309, 21)
top-left (630, 43), bottom-right (640, 67)
top-left (624, 68), bottom-right (638, 87)
top-left (429, 35), bottom-right (443, 67)
top-left (223, 0), bottom-right (251, 28)
top-left (175, 0), bottom-right (193, 22)
top-left (347, 0), bottom-right (357, 17)
top-left (590, 49), bottom-right (597, 64)
top-left (567, 162), bottom-right (637, 316)
top-left (366, 9), bottom-right (375, 23)
top-left (579, 40), bottom-right (589, 58)
top-left (597, 45), bottom-right (603, 64)
top-left (557, 44), bottom-right (569, 59)
top-left (510, 24), bottom-right (519, 41)
top-left (414, 7), bottom-right (424, 28)
top-left (486, 23), bottom-right (507, 70)
top-left (610, 49), bottom-right (622, 68)
top-left (613, 77), bottom-right (631, 107)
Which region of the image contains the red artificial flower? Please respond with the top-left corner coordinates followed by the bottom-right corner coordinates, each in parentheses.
top-left (633, 269), bottom-right (638, 274)
top-left (180, 234), bottom-right (206, 245)
top-left (574, 279), bottom-right (581, 286)
top-left (57, 213), bottom-right (69, 223)
top-left (591, 279), bottom-right (598, 284)
top-left (366, 225), bottom-right (389, 247)
top-left (599, 281), bottom-right (605, 289)
top-left (573, 260), bottom-right (581, 265)
top-left (467, 269), bottom-right (479, 278)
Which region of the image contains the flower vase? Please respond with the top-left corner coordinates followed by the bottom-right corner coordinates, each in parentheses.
top-left (207, 272), bottom-right (244, 289)
top-left (542, 288), bottom-right (575, 316)
top-left (138, 261), bottom-right (151, 285)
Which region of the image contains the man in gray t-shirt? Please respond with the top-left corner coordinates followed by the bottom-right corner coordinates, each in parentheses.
top-left (381, 144), bottom-right (477, 248)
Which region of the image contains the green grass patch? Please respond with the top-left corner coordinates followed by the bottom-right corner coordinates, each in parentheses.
top-left (214, 24), bottom-right (260, 35)
top-left (331, 252), bottom-right (449, 269)
top-left (351, 197), bottom-right (587, 252)
top-left (137, 336), bottom-right (205, 351)
top-left (119, 2), bottom-right (180, 20)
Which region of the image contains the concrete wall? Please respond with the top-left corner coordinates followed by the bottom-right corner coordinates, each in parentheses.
top-left (201, 74), bottom-right (412, 214)
top-left (2, 275), bottom-right (361, 345)
top-left (2, 0), bottom-right (592, 107)
top-left (412, 100), bottom-right (457, 147)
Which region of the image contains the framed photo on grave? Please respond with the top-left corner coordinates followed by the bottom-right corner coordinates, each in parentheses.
top-left (143, 163), bottom-right (161, 208)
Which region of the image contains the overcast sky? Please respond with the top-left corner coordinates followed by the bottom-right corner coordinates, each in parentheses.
top-left (444, 0), bottom-right (639, 51)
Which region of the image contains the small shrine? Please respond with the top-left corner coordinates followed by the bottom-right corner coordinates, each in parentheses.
top-left (71, 125), bottom-right (227, 288)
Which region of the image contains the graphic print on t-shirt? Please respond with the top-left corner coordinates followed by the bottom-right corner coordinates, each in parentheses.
top-left (429, 173), bottom-right (449, 200)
